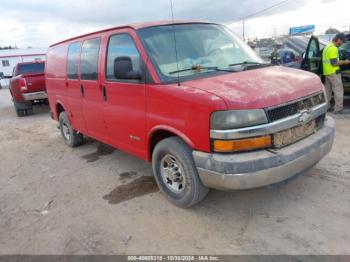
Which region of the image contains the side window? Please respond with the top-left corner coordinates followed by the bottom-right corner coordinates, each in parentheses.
top-left (67, 42), bottom-right (81, 79)
top-left (106, 34), bottom-right (141, 81)
top-left (340, 42), bottom-right (350, 60)
top-left (308, 39), bottom-right (318, 58)
top-left (81, 38), bottom-right (101, 80)
top-left (2, 60), bottom-right (10, 67)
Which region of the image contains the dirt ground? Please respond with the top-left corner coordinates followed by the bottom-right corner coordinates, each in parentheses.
top-left (0, 87), bottom-right (350, 255)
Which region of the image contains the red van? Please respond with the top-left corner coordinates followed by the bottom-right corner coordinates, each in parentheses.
top-left (46, 21), bottom-right (335, 207)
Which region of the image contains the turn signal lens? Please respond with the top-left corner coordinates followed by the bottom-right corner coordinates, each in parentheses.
top-left (213, 136), bottom-right (272, 153)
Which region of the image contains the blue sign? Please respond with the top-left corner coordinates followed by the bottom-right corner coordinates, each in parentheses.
top-left (289, 25), bottom-right (315, 36)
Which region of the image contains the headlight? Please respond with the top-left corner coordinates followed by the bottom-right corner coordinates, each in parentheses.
top-left (210, 109), bottom-right (268, 130)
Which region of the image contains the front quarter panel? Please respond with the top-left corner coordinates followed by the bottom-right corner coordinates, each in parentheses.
top-left (147, 83), bottom-right (227, 155)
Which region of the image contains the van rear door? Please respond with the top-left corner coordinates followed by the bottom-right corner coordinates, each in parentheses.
top-left (79, 38), bottom-right (109, 143)
top-left (101, 31), bottom-right (147, 158)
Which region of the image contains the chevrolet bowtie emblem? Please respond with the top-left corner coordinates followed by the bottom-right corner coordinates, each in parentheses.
top-left (299, 110), bottom-right (312, 124)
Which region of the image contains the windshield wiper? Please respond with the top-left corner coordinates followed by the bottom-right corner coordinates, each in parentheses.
top-left (169, 65), bottom-right (237, 75)
top-left (229, 61), bottom-right (271, 67)
top-left (169, 65), bottom-right (217, 75)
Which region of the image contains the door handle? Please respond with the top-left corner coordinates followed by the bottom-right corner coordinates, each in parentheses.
top-left (102, 86), bottom-right (107, 101)
top-left (80, 84), bottom-right (85, 97)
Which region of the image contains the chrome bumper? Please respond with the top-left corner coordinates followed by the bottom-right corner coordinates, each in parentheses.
top-left (22, 91), bottom-right (47, 101)
top-left (193, 117), bottom-right (335, 191)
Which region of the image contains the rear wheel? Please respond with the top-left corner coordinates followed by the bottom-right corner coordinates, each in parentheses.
top-left (59, 112), bottom-right (83, 147)
top-left (152, 137), bottom-right (209, 207)
top-left (16, 109), bottom-right (25, 117)
top-left (26, 108), bottom-right (33, 115)
top-left (13, 101), bottom-right (33, 117)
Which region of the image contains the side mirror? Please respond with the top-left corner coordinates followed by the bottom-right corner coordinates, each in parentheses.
top-left (114, 56), bottom-right (142, 80)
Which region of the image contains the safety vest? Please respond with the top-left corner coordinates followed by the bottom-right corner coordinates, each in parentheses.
top-left (322, 42), bottom-right (340, 76)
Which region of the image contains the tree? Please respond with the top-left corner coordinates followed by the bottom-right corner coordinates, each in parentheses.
top-left (325, 28), bottom-right (340, 34)
top-left (0, 45), bottom-right (18, 50)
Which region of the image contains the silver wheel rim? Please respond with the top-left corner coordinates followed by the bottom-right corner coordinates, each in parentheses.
top-left (160, 154), bottom-right (185, 194)
top-left (62, 122), bottom-right (70, 141)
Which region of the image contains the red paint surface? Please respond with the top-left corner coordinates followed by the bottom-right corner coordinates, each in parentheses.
top-left (46, 22), bottom-right (323, 161)
top-left (185, 66), bottom-right (323, 109)
top-left (9, 62), bottom-right (46, 103)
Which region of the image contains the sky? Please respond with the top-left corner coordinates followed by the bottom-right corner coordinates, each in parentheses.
top-left (228, 0), bottom-right (350, 39)
top-left (0, 0), bottom-right (348, 48)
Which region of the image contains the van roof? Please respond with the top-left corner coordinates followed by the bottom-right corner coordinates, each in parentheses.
top-left (49, 20), bottom-right (214, 48)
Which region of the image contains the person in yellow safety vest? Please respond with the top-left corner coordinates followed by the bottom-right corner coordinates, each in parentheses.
top-left (323, 33), bottom-right (350, 114)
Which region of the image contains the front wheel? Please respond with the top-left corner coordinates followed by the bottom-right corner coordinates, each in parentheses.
top-left (152, 137), bottom-right (209, 207)
top-left (59, 112), bottom-right (83, 147)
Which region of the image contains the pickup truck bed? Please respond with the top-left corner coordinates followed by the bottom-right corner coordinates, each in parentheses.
top-left (9, 62), bottom-right (47, 117)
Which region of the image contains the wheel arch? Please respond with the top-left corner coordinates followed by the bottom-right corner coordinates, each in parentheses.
top-left (147, 125), bottom-right (195, 161)
top-left (55, 100), bottom-right (66, 120)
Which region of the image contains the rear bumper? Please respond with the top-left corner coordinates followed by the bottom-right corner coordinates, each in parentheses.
top-left (22, 91), bottom-right (47, 101)
top-left (193, 117), bottom-right (335, 191)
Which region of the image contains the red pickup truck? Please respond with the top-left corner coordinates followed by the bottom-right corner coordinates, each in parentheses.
top-left (46, 21), bottom-right (335, 207)
top-left (9, 61), bottom-right (47, 117)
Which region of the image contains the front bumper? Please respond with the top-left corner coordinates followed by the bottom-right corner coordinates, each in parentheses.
top-left (22, 91), bottom-right (47, 101)
top-left (193, 117), bottom-right (335, 190)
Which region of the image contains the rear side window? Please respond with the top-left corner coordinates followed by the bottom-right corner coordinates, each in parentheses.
top-left (67, 42), bottom-right (81, 79)
top-left (81, 38), bottom-right (101, 80)
top-left (106, 34), bottom-right (141, 81)
top-left (17, 63), bottom-right (45, 75)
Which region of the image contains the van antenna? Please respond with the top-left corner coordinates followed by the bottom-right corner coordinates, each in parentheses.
top-left (170, 0), bottom-right (181, 86)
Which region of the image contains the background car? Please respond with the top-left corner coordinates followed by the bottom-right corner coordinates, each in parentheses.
top-left (9, 61), bottom-right (47, 117)
top-left (301, 34), bottom-right (350, 98)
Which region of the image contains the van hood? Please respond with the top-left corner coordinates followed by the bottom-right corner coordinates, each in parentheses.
top-left (185, 66), bottom-right (323, 110)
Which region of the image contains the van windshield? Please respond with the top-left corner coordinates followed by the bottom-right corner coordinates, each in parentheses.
top-left (138, 23), bottom-right (264, 82)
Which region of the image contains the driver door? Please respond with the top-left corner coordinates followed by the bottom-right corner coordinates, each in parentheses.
top-left (301, 36), bottom-right (322, 76)
top-left (101, 30), bottom-right (147, 159)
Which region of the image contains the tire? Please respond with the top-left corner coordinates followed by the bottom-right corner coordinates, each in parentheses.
top-left (59, 111), bottom-right (83, 147)
top-left (14, 102), bottom-right (32, 117)
top-left (26, 108), bottom-right (34, 115)
top-left (152, 137), bottom-right (209, 207)
top-left (16, 109), bottom-right (25, 117)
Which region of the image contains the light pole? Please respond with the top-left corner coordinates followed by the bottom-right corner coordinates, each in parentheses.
top-left (239, 0), bottom-right (290, 41)
top-left (242, 20), bottom-right (245, 41)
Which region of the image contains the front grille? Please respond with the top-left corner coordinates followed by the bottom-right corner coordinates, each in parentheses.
top-left (267, 93), bottom-right (325, 122)
top-left (272, 114), bottom-right (326, 148)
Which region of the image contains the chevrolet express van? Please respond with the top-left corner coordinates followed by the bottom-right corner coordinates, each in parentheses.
top-left (46, 21), bottom-right (335, 207)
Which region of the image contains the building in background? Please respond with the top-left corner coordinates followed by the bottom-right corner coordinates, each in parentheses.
top-left (0, 48), bottom-right (46, 78)
top-left (0, 48), bottom-right (46, 88)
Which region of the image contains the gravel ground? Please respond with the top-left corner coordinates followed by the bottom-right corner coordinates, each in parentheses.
top-left (0, 88), bottom-right (350, 255)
